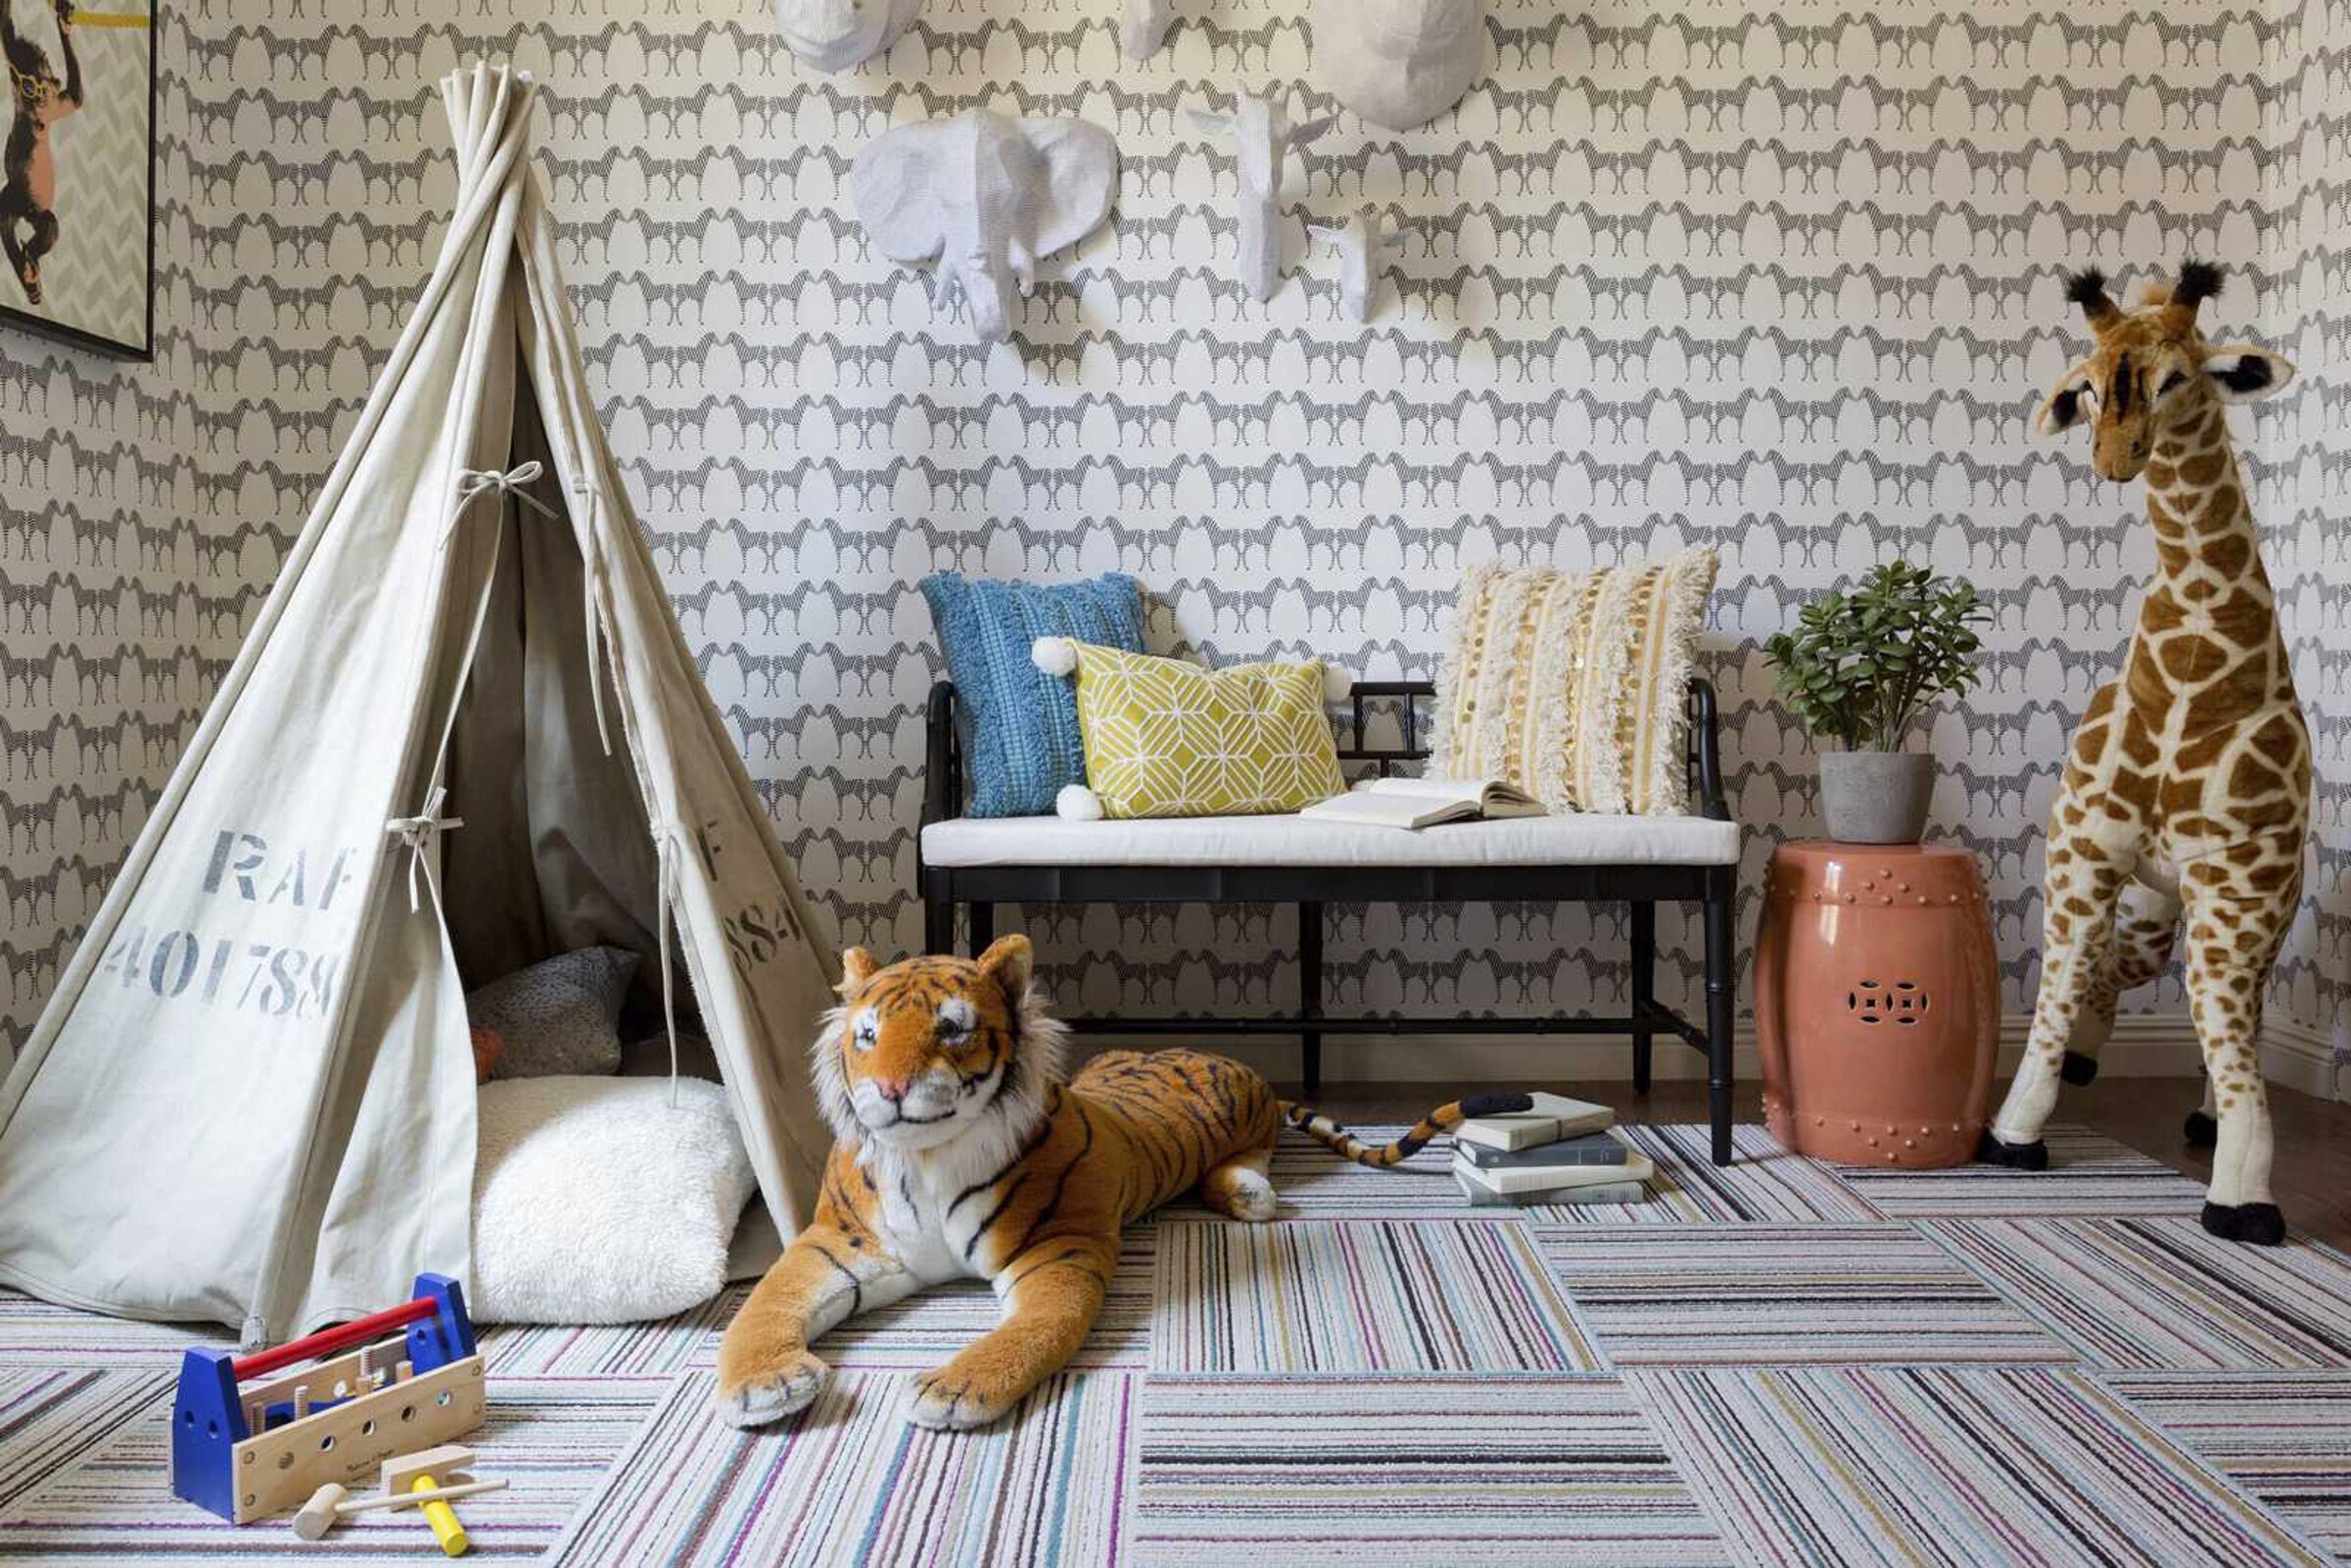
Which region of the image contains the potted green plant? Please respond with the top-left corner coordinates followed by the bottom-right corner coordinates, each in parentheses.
top-left (1764, 561), bottom-right (1989, 844)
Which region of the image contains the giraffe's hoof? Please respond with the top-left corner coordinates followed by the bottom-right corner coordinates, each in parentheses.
top-left (1975, 1131), bottom-right (2047, 1171)
top-left (2060, 1051), bottom-right (2099, 1087)
top-left (2200, 1201), bottom-right (2285, 1247)
top-left (2183, 1110), bottom-right (2218, 1148)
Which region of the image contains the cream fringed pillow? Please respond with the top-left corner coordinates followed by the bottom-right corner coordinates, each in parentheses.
top-left (1430, 550), bottom-right (1718, 816)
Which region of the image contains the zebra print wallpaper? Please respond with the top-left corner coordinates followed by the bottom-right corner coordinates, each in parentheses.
top-left (0, 1), bottom-right (2342, 1094)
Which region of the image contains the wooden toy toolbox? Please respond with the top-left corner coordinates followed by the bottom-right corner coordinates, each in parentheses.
top-left (171, 1273), bottom-right (486, 1524)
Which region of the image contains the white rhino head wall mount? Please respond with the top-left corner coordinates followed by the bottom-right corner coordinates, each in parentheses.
top-left (853, 108), bottom-right (1120, 343)
top-left (776, 0), bottom-right (923, 73)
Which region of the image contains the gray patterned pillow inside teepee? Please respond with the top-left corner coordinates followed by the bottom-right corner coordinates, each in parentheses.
top-left (467, 947), bottom-right (641, 1079)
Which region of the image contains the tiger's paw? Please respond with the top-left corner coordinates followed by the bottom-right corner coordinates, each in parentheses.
top-left (908, 1365), bottom-right (1019, 1431)
top-left (714, 1348), bottom-right (829, 1430)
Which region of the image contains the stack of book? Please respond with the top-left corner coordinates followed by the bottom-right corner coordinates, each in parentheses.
top-left (1450, 1092), bottom-right (1652, 1207)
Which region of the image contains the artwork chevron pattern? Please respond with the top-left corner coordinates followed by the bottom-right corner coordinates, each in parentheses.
top-left (0, 0), bottom-right (2345, 1093)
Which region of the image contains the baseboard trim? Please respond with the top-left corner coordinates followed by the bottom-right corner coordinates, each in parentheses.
top-left (1072, 1014), bottom-right (2213, 1085)
top-left (2260, 1016), bottom-right (2339, 1100)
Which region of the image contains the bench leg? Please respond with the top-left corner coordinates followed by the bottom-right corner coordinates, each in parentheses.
top-left (1299, 900), bottom-right (1322, 1098)
top-left (1628, 900), bottom-right (1656, 1095)
top-left (1703, 866), bottom-right (1737, 1167)
top-left (967, 900), bottom-right (994, 957)
top-left (923, 881), bottom-right (953, 956)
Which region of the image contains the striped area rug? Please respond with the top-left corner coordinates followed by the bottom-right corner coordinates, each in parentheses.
top-left (1925, 1218), bottom-right (2351, 1368)
top-left (2102, 1371), bottom-right (2351, 1557)
top-left (1632, 1366), bottom-right (2329, 1567)
top-left (551, 1370), bottom-right (1135, 1567)
top-left (1149, 1219), bottom-right (1599, 1371)
top-left (1532, 1223), bottom-right (2074, 1366)
top-left (1130, 1374), bottom-right (1732, 1565)
top-left (4, 1123), bottom-right (2349, 1564)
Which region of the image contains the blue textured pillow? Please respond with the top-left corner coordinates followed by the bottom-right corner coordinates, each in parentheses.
top-left (920, 572), bottom-right (1147, 817)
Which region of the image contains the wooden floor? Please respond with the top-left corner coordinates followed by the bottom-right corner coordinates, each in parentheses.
top-left (1304, 1075), bottom-right (2351, 1251)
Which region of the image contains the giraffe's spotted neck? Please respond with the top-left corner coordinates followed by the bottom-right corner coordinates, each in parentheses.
top-left (2139, 404), bottom-right (2276, 632)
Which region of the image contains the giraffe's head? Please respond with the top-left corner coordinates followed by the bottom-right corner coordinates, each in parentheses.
top-left (2034, 260), bottom-right (2294, 483)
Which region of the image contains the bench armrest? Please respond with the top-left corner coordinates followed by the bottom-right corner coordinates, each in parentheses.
top-left (1686, 677), bottom-right (1730, 822)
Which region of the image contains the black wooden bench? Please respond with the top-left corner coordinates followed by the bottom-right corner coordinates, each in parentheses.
top-left (918, 678), bottom-right (1739, 1165)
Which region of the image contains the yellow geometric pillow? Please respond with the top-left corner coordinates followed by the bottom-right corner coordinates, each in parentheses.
top-left (1033, 640), bottom-right (1348, 820)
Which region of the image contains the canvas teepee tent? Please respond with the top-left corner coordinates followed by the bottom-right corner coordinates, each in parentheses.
top-left (0, 66), bottom-right (836, 1345)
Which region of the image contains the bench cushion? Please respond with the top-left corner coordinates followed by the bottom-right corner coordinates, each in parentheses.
top-left (921, 811), bottom-right (1740, 868)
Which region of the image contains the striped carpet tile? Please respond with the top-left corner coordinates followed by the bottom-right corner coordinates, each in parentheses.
top-left (551, 1369), bottom-right (1134, 1567)
top-left (1130, 1373), bottom-right (1732, 1566)
top-left (1150, 1219), bottom-right (1600, 1373)
top-left (1155, 1123), bottom-right (1885, 1226)
top-left (482, 1286), bottom-right (747, 1376)
top-left (1586, 1125), bottom-right (1888, 1225)
top-left (1631, 1366), bottom-right (2327, 1567)
top-left (1926, 1219), bottom-right (2351, 1370)
top-left (1156, 1126), bottom-right (1501, 1222)
top-left (0, 1289), bottom-right (201, 1370)
top-left (2102, 1371), bottom-right (2351, 1557)
top-left (1534, 1223), bottom-right (2074, 1366)
top-left (0, 1375), bottom-right (669, 1564)
top-left (1835, 1127), bottom-right (2210, 1217)
top-left (806, 1231), bottom-right (1157, 1371)
top-left (0, 1368), bottom-right (171, 1515)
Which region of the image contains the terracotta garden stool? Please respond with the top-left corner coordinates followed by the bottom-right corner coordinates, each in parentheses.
top-left (1753, 841), bottom-right (1999, 1169)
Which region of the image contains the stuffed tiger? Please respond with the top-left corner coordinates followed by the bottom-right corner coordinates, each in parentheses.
top-left (716, 935), bottom-right (1530, 1431)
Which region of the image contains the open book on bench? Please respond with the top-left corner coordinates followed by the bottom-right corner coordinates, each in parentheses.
top-left (1300, 776), bottom-right (1547, 830)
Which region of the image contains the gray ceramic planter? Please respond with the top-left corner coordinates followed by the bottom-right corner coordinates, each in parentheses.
top-left (1819, 750), bottom-right (1933, 844)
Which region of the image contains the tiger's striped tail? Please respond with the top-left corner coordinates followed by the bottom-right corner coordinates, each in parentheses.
top-left (1279, 1093), bottom-right (1534, 1168)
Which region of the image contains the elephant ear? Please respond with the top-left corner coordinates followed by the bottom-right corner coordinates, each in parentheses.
top-left (853, 119), bottom-right (953, 264)
top-left (1022, 118), bottom-right (1119, 259)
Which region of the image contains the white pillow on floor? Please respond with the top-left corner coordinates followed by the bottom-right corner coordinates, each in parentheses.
top-left (471, 1076), bottom-right (755, 1324)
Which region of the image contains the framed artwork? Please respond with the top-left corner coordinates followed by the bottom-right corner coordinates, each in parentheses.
top-left (0, 0), bottom-right (154, 359)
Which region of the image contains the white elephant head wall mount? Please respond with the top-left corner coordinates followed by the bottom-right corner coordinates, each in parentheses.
top-left (776, 0), bottom-right (923, 73)
top-left (853, 108), bottom-right (1120, 343)
top-left (1122, 0), bottom-right (1176, 61)
top-left (1189, 86), bottom-right (1334, 303)
top-left (1313, 0), bottom-right (1485, 130)
top-left (1309, 207), bottom-right (1412, 323)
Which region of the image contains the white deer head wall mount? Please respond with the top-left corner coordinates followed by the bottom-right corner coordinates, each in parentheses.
top-left (776, 0), bottom-right (924, 72)
top-left (1189, 86), bottom-right (1335, 303)
top-left (853, 108), bottom-right (1120, 343)
top-left (1308, 207), bottom-right (1412, 323)
top-left (1121, 0), bottom-right (1176, 61)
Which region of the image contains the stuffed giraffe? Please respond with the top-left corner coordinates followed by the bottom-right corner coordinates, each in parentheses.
top-left (1980, 260), bottom-right (2308, 1247)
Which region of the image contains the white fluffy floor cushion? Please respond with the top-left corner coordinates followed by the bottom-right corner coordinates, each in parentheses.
top-left (471, 1075), bottom-right (756, 1324)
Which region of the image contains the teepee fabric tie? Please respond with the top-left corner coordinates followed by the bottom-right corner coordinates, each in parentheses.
top-left (386, 785), bottom-right (463, 915)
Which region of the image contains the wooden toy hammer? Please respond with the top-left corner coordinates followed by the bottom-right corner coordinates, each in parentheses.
top-left (290, 1477), bottom-right (507, 1540)
top-left (382, 1445), bottom-right (480, 1557)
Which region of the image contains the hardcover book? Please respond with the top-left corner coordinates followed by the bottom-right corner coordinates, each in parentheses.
top-left (1452, 1092), bottom-right (1615, 1152)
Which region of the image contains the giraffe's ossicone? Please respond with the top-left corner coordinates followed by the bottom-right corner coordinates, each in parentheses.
top-left (1981, 260), bottom-right (2308, 1247)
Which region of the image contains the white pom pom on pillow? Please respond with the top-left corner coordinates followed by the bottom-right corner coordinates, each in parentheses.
top-left (1032, 636), bottom-right (1079, 677)
top-left (1056, 784), bottom-right (1104, 820)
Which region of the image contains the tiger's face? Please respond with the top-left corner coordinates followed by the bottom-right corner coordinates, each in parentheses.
top-left (812, 936), bottom-right (1061, 1153)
